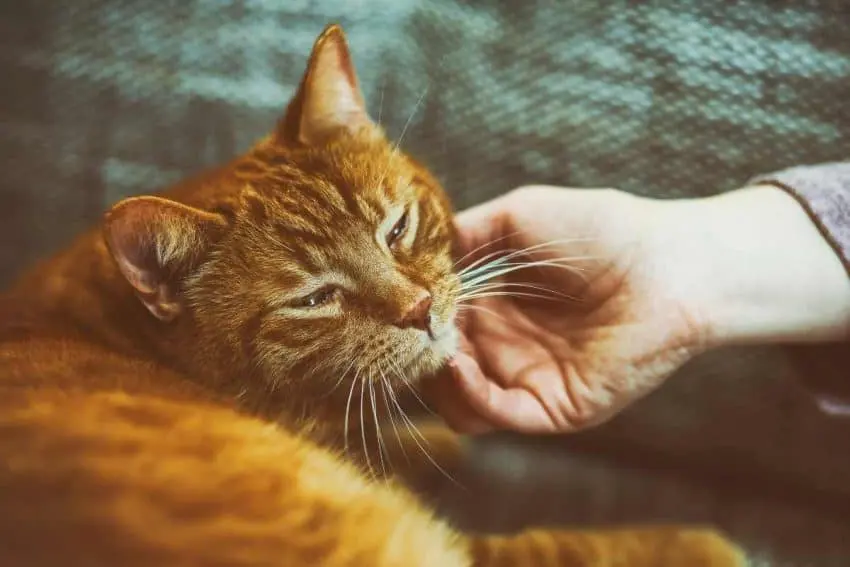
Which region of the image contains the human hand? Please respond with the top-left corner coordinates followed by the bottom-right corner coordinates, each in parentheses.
top-left (429, 185), bottom-right (850, 434)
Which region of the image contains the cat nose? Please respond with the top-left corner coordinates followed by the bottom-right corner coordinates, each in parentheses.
top-left (396, 292), bottom-right (434, 338)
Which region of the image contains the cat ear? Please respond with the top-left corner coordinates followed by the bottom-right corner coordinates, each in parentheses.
top-left (103, 196), bottom-right (228, 322)
top-left (279, 24), bottom-right (372, 146)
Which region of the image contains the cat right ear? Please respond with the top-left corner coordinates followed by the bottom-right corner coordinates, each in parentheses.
top-left (103, 196), bottom-right (227, 322)
top-left (277, 24), bottom-right (373, 146)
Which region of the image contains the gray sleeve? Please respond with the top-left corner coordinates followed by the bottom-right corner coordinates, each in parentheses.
top-left (749, 162), bottom-right (850, 414)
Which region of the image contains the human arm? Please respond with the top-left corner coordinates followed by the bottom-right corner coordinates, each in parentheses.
top-left (435, 166), bottom-right (850, 434)
top-left (648, 182), bottom-right (850, 348)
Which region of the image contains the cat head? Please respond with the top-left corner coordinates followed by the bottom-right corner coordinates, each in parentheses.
top-left (102, 25), bottom-right (461, 411)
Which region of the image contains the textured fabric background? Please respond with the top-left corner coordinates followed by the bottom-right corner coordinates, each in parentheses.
top-left (2, 1), bottom-right (850, 564)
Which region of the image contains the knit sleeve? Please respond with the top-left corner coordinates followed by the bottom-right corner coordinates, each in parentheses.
top-left (749, 162), bottom-right (850, 415)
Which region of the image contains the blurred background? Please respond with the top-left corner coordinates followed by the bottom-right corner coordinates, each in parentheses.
top-left (1, 1), bottom-right (849, 564)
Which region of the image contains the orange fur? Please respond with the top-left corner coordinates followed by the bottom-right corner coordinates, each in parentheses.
top-left (0, 24), bottom-right (745, 566)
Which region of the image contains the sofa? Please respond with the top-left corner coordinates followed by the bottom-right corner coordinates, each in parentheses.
top-left (2, 1), bottom-right (848, 564)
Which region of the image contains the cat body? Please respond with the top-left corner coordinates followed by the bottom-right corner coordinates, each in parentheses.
top-left (0, 24), bottom-right (745, 566)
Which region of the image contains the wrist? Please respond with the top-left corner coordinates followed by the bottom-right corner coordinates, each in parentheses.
top-left (651, 185), bottom-right (850, 348)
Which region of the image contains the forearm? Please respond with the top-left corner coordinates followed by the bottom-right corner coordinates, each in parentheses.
top-left (655, 185), bottom-right (850, 347)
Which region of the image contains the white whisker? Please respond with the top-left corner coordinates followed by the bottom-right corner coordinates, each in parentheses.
top-left (377, 80), bottom-right (385, 127)
top-left (458, 290), bottom-right (570, 303)
top-left (457, 303), bottom-right (509, 323)
top-left (402, 380), bottom-right (436, 417)
top-left (388, 356), bottom-right (435, 417)
top-left (461, 256), bottom-right (592, 284)
top-left (393, 88), bottom-right (428, 155)
top-left (359, 373), bottom-right (375, 479)
top-left (459, 281), bottom-right (579, 301)
top-left (321, 356), bottom-right (358, 399)
top-left (460, 257), bottom-right (594, 290)
top-left (343, 368), bottom-right (360, 454)
top-left (456, 246), bottom-right (523, 279)
top-left (453, 231), bottom-right (522, 268)
top-left (457, 237), bottom-right (596, 278)
top-left (389, 388), bottom-right (463, 489)
top-left (380, 371), bottom-right (409, 465)
top-left (369, 378), bottom-right (388, 479)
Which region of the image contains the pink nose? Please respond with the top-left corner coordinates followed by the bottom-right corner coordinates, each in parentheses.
top-left (397, 293), bottom-right (434, 337)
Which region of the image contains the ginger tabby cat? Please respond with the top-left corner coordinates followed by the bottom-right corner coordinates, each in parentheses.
top-left (0, 24), bottom-right (746, 566)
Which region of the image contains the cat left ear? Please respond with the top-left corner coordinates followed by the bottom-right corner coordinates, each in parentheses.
top-left (103, 196), bottom-right (228, 322)
top-left (278, 24), bottom-right (373, 146)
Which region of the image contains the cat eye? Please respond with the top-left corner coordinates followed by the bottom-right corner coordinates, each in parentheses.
top-left (299, 287), bottom-right (336, 308)
top-left (387, 210), bottom-right (409, 247)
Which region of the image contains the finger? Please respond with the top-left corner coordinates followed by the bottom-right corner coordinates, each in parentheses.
top-left (449, 353), bottom-right (571, 434)
top-left (423, 373), bottom-right (495, 435)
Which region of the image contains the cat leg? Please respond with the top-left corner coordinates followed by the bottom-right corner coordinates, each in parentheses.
top-left (0, 387), bottom-right (748, 566)
top-left (466, 526), bottom-right (747, 567)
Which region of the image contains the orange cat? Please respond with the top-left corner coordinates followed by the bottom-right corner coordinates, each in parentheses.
top-left (0, 24), bottom-right (745, 566)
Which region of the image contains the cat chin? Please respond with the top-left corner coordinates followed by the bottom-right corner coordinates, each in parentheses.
top-left (396, 329), bottom-right (458, 384)
top-left (420, 323), bottom-right (460, 377)
top-left (434, 324), bottom-right (460, 361)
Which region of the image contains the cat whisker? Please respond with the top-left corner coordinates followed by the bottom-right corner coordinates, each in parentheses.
top-left (459, 256), bottom-right (595, 290)
top-left (460, 256), bottom-right (592, 285)
top-left (320, 356), bottom-right (358, 399)
top-left (389, 389), bottom-right (462, 489)
top-left (402, 380), bottom-right (436, 417)
top-left (459, 281), bottom-right (579, 302)
top-left (373, 87), bottom-right (429, 193)
top-left (369, 374), bottom-right (389, 480)
top-left (387, 356), bottom-right (435, 418)
top-left (377, 79), bottom-right (385, 127)
top-left (457, 237), bottom-right (596, 278)
top-left (459, 240), bottom-right (585, 274)
top-left (458, 279), bottom-right (582, 304)
top-left (456, 247), bottom-right (524, 281)
top-left (269, 233), bottom-right (295, 254)
top-left (380, 371), bottom-right (410, 465)
top-left (458, 290), bottom-right (572, 304)
top-left (360, 371), bottom-right (376, 479)
top-left (393, 87), bottom-right (428, 156)
top-left (452, 231), bottom-right (522, 269)
top-left (391, 393), bottom-right (420, 471)
top-left (343, 368), bottom-right (361, 455)
top-left (383, 364), bottom-right (462, 489)
top-left (456, 303), bottom-right (509, 323)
